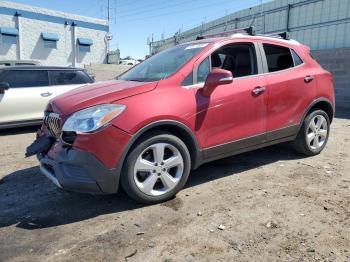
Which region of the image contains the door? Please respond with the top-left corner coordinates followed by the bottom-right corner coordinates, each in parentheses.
top-left (261, 43), bottom-right (317, 140)
top-left (49, 70), bottom-right (92, 96)
top-left (0, 70), bottom-right (53, 123)
top-left (191, 42), bottom-right (267, 157)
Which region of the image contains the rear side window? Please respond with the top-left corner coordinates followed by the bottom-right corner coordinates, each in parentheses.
top-left (49, 70), bottom-right (92, 86)
top-left (291, 49), bottom-right (304, 66)
top-left (263, 44), bottom-right (294, 72)
top-left (2, 70), bottom-right (49, 88)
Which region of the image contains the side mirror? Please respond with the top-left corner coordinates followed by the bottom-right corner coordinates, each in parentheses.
top-left (0, 82), bottom-right (9, 94)
top-left (202, 69), bottom-right (233, 97)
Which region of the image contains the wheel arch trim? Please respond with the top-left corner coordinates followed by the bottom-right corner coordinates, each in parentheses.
top-left (114, 120), bottom-right (201, 181)
top-left (301, 97), bottom-right (334, 124)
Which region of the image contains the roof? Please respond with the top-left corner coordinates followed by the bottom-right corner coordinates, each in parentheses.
top-left (0, 1), bottom-right (107, 26)
top-left (184, 34), bottom-right (302, 50)
top-left (0, 66), bottom-right (85, 71)
top-left (0, 1), bottom-right (108, 32)
top-left (0, 60), bottom-right (40, 63)
top-left (231, 34), bottom-right (301, 46)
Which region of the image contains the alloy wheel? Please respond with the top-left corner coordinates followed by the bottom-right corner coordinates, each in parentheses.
top-left (133, 143), bottom-right (184, 196)
top-left (306, 114), bottom-right (328, 150)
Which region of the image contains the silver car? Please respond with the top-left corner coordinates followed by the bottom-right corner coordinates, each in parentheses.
top-left (0, 60), bottom-right (41, 67)
top-left (0, 66), bottom-right (93, 129)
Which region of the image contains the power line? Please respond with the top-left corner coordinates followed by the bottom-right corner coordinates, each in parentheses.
top-left (115, 0), bottom-right (200, 19)
top-left (76, 0), bottom-right (102, 17)
top-left (116, 0), bottom-right (242, 23)
top-left (116, 0), bottom-right (189, 14)
top-left (159, 0), bottom-right (256, 37)
top-left (147, 0), bottom-right (265, 41)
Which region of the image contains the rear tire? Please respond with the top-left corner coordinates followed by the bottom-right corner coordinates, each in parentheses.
top-left (121, 132), bottom-right (191, 204)
top-left (293, 109), bottom-right (330, 156)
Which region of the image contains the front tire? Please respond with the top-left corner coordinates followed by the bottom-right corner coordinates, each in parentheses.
top-left (121, 132), bottom-right (191, 204)
top-left (293, 109), bottom-right (330, 156)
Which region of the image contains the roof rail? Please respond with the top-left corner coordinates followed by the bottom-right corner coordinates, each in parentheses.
top-left (195, 27), bottom-right (292, 42)
top-left (263, 31), bottom-right (291, 40)
top-left (196, 26), bottom-right (256, 40)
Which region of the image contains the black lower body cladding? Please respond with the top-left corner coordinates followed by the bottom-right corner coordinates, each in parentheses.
top-left (38, 147), bottom-right (120, 194)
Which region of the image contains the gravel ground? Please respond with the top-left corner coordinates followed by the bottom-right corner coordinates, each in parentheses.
top-left (0, 109), bottom-right (349, 262)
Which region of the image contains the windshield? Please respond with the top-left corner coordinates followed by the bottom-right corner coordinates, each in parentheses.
top-left (119, 43), bottom-right (209, 82)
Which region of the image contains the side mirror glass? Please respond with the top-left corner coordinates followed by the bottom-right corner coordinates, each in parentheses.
top-left (0, 82), bottom-right (9, 94)
top-left (202, 69), bottom-right (233, 96)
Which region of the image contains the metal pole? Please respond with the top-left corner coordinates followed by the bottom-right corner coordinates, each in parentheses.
top-left (72, 24), bottom-right (76, 67)
top-left (107, 0), bottom-right (110, 24)
top-left (16, 13), bottom-right (21, 60)
top-left (260, 0), bottom-right (265, 33)
top-left (151, 33), bottom-right (153, 55)
top-left (106, 0), bottom-right (110, 60)
top-left (286, 4), bottom-right (291, 31)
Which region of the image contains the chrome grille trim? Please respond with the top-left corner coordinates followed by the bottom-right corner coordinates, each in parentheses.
top-left (44, 112), bottom-right (61, 138)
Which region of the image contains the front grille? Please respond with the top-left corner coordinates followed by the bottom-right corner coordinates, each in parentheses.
top-left (44, 112), bottom-right (61, 138)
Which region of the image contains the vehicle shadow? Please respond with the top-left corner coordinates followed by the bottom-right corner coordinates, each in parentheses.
top-left (0, 166), bottom-right (141, 230)
top-left (0, 126), bottom-right (40, 136)
top-left (0, 143), bottom-right (304, 230)
top-left (187, 142), bottom-right (302, 187)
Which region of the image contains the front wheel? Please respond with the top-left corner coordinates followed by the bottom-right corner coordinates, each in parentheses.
top-left (293, 109), bottom-right (330, 156)
top-left (121, 132), bottom-right (191, 204)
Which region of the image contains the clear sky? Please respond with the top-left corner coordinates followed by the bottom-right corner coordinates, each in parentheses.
top-left (6, 0), bottom-right (272, 59)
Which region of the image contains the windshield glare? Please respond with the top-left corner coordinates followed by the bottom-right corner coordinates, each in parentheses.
top-left (119, 43), bottom-right (209, 82)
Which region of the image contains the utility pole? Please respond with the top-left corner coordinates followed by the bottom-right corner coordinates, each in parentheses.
top-left (108, 0), bottom-right (110, 25)
top-left (105, 0), bottom-right (115, 55)
top-left (260, 0), bottom-right (265, 33)
top-left (147, 34), bottom-right (153, 56)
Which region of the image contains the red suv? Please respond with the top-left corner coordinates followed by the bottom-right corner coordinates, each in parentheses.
top-left (27, 30), bottom-right (334, 204)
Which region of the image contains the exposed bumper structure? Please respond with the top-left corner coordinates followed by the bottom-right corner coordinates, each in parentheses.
top-left (38, 147), bottom-right (119, 194)
top-left (33, 124), bottom-right (132, 194)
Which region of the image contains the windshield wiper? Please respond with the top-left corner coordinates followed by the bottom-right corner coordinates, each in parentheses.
top-left (127, 79), bottom-right (143, 82)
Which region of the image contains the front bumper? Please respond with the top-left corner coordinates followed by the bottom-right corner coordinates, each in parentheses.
top-left (34, 124), bottom-right (132, 194)
top-left (38, 147), bottom-right (119, 194)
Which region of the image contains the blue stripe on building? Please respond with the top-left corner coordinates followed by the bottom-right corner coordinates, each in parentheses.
top-left (0, 6), bottom-right (108, 32)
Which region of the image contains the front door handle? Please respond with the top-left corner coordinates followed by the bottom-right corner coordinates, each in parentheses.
top-left (252, 86), bottom-right (266, 97)
top-left (41, 92), bottom-right (53, 97)
top-left (304, 75), bottom-right (314, 83)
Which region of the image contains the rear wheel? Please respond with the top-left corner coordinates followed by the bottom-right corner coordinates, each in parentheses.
top-left (293, 110), bottom-right (330, 156)
top-left (121, 132), bottom-right (191, 204)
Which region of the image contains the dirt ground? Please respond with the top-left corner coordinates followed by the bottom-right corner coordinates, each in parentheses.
top-left (0, 109), bottom-right (349, 262)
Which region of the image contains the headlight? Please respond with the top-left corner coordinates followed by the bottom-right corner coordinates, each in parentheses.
top-left (62, 104), bottom-right (126, 133)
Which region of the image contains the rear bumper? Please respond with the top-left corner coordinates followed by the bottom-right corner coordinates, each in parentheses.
top-left (38, 147), bottom-right (119, 194)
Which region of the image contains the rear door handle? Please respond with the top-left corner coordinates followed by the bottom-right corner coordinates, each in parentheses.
top-left (41, 92), bottom-right (53, 97)
top-left (252, 86), bottom-right (266, 97)
top-left (304, 75), bottom-right (314, 83)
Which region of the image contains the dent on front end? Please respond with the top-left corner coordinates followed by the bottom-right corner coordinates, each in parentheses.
top-left (31, 118), bottom-right (132, 194)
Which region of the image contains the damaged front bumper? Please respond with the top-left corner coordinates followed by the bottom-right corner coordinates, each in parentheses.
top-left (37, 146), bottom-right (119, 194)
top-left (26, 123), bottom-right (132, 194)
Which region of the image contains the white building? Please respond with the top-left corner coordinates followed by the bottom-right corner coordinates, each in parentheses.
top-left (0, 1), bottom-right (109, 67)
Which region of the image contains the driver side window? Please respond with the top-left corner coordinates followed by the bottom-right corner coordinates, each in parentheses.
top-left (195, 42), bottom-right (257, 84)
top-left (197, 57), bottom-right (210, 84)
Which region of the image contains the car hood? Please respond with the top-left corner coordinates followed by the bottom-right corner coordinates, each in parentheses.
top-left (50, 80), bottom-right (157, 116)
